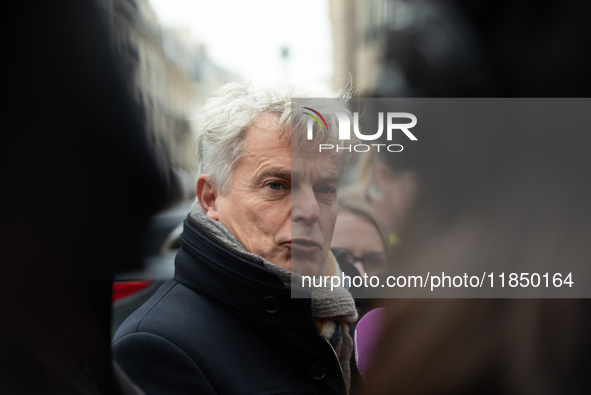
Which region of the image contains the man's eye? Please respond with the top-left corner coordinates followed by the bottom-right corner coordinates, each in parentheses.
top-left (316, 186), bottom-right (334, 194)
top-left (268, 181), bottom-right (283, 190)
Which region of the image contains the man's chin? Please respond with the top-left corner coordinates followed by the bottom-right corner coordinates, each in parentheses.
top-left (291, 253), bottom-right (325, 277)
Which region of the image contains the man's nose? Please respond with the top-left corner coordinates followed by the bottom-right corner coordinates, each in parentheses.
top-left (291, 187), bottom-right (320, 224)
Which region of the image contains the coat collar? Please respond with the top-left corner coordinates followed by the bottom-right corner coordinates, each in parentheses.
top-left (174, 215), bottom-right (316, 331)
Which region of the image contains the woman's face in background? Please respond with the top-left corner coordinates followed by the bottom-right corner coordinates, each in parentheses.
top-left (331, 210), bottom-right (387, 277)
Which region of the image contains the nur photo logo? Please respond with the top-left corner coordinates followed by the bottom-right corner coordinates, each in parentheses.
top-left (302, 107), bottom-right (418, 153)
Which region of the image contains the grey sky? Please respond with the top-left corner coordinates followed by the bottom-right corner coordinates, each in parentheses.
top-left (149, 0), bottom-right (334, 89)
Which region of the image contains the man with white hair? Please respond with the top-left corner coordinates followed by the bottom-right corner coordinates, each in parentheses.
top-left (112, 83), bottom-right (359, 394)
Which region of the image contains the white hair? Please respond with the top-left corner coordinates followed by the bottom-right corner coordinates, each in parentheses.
top-left (194, 82), bottom-right (356, 194)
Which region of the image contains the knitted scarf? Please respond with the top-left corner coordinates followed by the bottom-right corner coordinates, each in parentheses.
top-left (190, 201), bottom-right (358, 394)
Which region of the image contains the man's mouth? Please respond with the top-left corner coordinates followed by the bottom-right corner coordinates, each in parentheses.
top-left (287, 239), bottom-right (322, 254)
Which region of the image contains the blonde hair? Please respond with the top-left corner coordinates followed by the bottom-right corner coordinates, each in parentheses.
top-left (338, 191), bottom-right (391, 253)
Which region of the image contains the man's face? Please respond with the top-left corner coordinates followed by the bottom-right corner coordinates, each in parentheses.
top-left (204, 113), bottom-right (340, 276)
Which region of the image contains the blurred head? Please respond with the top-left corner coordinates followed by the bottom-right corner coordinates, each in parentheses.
top-left (373, 161), bottom-right (418, 235)
top-left (331, 194), bottom-right (390, 276)
top-left (195, 82), bottom-right (354, 275)
top-left (352, 146), bottom-right (419, 238)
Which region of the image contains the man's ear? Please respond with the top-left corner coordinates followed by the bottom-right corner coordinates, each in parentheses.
top-left (196, 175), bottom-right (220, 220)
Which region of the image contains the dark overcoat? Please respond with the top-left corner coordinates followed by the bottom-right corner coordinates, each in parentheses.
top-left (113, 215), bottom-right (359, 395)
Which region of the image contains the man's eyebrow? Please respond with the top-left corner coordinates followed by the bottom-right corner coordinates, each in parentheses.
top-left (317, 174), bottom-right (341, 185)
top-left (291, 172), bottom-right (341, 185)
top-left (253, 168), bottom-right (291, 184)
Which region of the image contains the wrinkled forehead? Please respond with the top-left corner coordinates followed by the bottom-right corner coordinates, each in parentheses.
top-left (291, 144), bottom-right (342, 183)
top-left (289, 124), bottom-right (352, 178)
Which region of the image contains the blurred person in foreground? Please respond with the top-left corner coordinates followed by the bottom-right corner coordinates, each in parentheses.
top-left (112, 83), bottom-right (360, 394)
top-left (1, 0), bottom-right (167, 393)
top-left (358, 0), bottom-right (591, 393)
top-left (361, 112), bottom-right (591, 392)
top-left (331, 193), bottom-right (391, 277)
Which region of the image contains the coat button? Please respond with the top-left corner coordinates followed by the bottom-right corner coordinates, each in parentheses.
top-left (262, 296), bottom-right (280, 314)
top-left (310, 362), bottom-right (327, 380)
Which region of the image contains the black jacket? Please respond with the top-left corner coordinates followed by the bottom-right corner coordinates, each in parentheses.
top-left (113, 215), bottom-right (360, 395)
